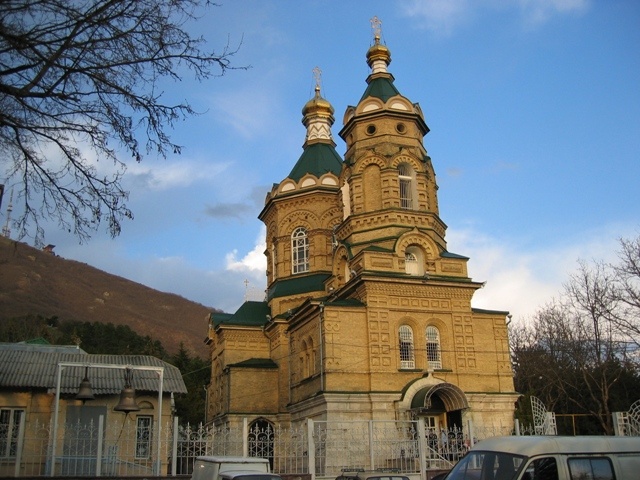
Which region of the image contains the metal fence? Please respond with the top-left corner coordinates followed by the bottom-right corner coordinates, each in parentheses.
top-left (0, 417), bottom-right (521, 478)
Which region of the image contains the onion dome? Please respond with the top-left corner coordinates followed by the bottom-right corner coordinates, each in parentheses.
top-left (366, 34), bottom-right (391, 75)
top-left (302, 85), bottom-right (334, 121)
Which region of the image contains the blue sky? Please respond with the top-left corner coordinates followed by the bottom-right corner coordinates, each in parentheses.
top-left (5, 0), bottom-right (640, 323)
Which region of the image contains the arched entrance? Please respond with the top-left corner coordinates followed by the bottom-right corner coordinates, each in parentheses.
top-left (400, 381), bottom-right (470, 457)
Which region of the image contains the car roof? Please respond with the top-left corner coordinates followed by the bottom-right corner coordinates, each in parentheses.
top-left (219, 473), bottom-right (281, 480)
top-left (337, 470), bottom-right (409, 480)
top-left (196, 456), bottom-right (270, 464)
top-left (471, 436), bottom-right (640, 457)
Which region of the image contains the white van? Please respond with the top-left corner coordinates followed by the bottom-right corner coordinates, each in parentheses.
top-left (191, 456), bottom-right (281, 480)
top-left (444, 436), bottom-right (640, 480)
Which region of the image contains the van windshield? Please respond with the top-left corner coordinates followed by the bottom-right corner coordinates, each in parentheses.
top-left (446, 451), bottom-right (525, 480)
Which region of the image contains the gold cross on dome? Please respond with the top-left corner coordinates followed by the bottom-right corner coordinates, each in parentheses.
top-left (370, 16), bottom-right (382, 41)
top-left (312, 66), bottom-right (322, 93)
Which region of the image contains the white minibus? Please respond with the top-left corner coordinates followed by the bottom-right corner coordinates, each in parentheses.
top-left (444, 436), bottom-right (640, 480)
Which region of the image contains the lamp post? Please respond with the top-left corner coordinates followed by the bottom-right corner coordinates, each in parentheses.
top-left (51, 362), bottom-right (165, 476)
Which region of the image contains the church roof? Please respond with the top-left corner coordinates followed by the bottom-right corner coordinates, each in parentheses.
top-left (360, 75), bottom-right (400, 103)
top-left (211, 301), bottom-right (270, 328)
top-left (267, 273), bottom-right (332, 301)
top-left (287, 142), bottom-right (343, 182)
top-left (228, 358), bottom-right (278, 369)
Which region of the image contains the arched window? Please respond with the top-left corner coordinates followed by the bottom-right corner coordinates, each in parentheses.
top-left (291, 227), bottom-right (309, 274)
top-left (405, 246), bottom-right (424, 276)
top-left (426, 326), bottom-right (442, 370)
top-left (399, 325), bottom-right (415, 369)
top-left (398, 163), bottom-right (416, 210)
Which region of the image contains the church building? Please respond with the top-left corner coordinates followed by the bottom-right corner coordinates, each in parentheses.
top-left (206, 27), bottom-right (518, 436)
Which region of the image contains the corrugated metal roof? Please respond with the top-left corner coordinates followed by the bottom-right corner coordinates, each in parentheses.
top-left (0, 343), bottom-right (187, 394)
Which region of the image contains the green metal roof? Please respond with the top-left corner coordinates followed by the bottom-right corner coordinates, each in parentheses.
top-left (228, 358), bottom-right (278, 369)
top-left (287, 143), bottom-right (343, 182)
top-left (360, 76), bottom-right (401, 102)
top-left (441, 250), bottom-right (469, 260)
top-left (213, 301), bottom-right (270, 328)
top-left (267, 273), bottom-right (332, 301)
top-left (324, 298), bottom-right (365, 307)
top-left (472, 307), bottom-right (510, 316)
top-left (210, 312), bottom-right (233, 326)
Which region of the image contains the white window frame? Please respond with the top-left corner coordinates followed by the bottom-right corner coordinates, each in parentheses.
top-left (399, 325), bottom-right (415, 369)
top-left (0, 408), bottom-right (24, 458)
top-left (398, 163), bottom-right (416, 210)
top-left (426, 326), bottom-right (442, 370)
top-left (135, 415), bottom-right (153, 459)
top-left (291, 227), bottom-right (309, 274)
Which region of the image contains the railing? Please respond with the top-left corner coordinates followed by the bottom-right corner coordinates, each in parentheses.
top-left (0, 417), bottom-right (542, 478)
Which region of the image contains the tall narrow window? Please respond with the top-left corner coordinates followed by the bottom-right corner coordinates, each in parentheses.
top-left (135, 415), bottom-right (153, 459)
top-left (398, 163), bottom-right (416, 210)
top-left (426, 326), bottom-right (442, 370)
top-left (0, 408), bottom-right (24, 458)
top-left (399, 325), bottom-right (415, 369)
top-left (291, 227), bottom-right (309, 274)
top-left (271, 243), bottom-right (277, 280)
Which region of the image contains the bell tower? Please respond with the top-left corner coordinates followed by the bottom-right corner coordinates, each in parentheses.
top-left (330, 18), bottom-right (464, 290)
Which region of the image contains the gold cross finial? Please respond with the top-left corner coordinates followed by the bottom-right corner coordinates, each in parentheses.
top-left (312, 66), bottom-right (322, 96)
top-left (370, 16), bottom-right (382, 43)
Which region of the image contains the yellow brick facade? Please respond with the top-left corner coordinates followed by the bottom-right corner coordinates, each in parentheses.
top-left (206, 34), bottom-right (518, 433)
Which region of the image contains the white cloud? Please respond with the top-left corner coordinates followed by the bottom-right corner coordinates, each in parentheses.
top-left (225, 225), bottom-right (267, 274)
top-left (517, 0), bottom-right (589, 26)
top-left (400, 0), bottom-right (590, 34)
top-left (210, 88), bottom-right (280, 139)
top-left (447, 222), bottom-right (634, 322)
top-left (126, 158), bottom-right (230, 190)
top-left (400, 0), bottom-right (473, 35)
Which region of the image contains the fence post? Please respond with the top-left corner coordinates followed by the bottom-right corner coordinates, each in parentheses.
top-left (467, 419), bottom-right (475, 448)
top-left (307, 419), bottom-right (315, 480)
top-left (416, 419), bottom-right (427, 480)
top-left (96, 415), bottom-right (104, 477)
top-left (171, 417), bottom-right (179, 476)
top-left (514, 418), bottom-right (520, 436)
top-left (243, 418), bottom-right (249, 457)
top-left (368, 420), bottom-right (375, 470)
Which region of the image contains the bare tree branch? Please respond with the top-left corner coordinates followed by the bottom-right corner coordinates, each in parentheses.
top-left (0, 0), bottom-right (246, 244)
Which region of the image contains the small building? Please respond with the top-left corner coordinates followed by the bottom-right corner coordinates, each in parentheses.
top-left (0, 342), bottom-right (187, 476)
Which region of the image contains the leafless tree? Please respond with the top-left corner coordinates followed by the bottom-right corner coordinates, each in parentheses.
top-left (0, 0), bottom-right (242, 243)
top-left (612, 235), bottom-right (640, 345)
top-left (511, 235), bottom-right (640, 434)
